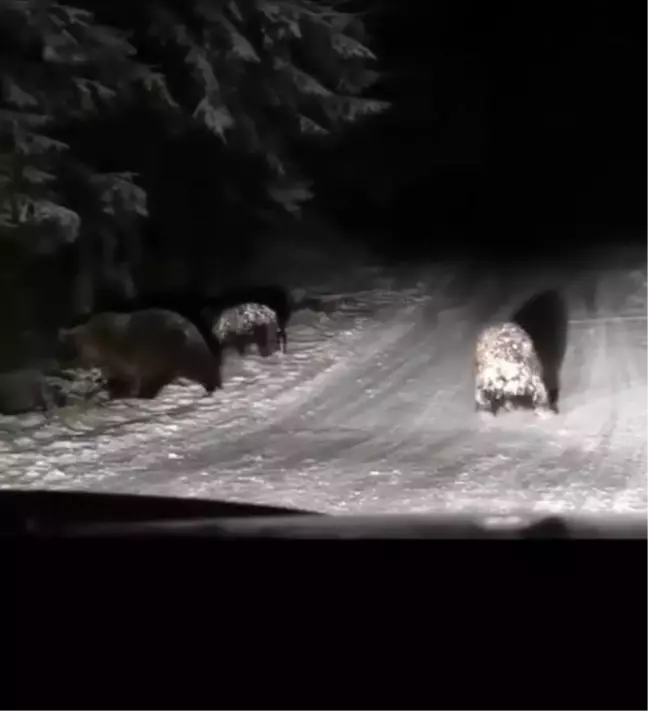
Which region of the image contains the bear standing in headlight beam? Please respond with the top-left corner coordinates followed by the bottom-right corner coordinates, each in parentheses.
top-left (473, 321), bottom-right (554, 417)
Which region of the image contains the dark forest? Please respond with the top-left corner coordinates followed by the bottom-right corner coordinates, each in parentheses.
top-left (0, 0), bottom-right (644, 371)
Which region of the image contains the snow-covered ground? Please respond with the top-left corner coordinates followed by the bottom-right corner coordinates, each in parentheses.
top-left (0, 240), bottom-right (645, 518)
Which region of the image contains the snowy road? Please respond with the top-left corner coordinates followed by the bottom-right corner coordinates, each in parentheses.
top-left (0, 246), bottom-right (645, 517)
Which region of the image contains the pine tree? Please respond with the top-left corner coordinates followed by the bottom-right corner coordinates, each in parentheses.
top-left (0, 2), bottom-right (177, 253)
top-left (98, 0), bottom-right (390, 217)
top-left (0, 0), bottom-right (387, 370)
top-left (0, 0), bottom-right (185, 322)
top-left (0, 0), bottom-right (388, 326)
top-left (0, 0), bottom-right (185, 363)
top-left (0, 0), bottom-right (388, 249)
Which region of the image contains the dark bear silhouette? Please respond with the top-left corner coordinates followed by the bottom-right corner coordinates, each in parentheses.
top-left (510, 289), bottom-right (569, 413)
top-left (59, 309), bottom-right (222, 399)
top-left (92, 292), bottom-right (223, 360)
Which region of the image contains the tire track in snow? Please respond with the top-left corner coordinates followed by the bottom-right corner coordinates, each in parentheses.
top-left (587, 271), bottom-right (647, 508)
top-left (51, 271), bottom-right (481, 496)
top-left (160, 257), bottom-right (645, 515)
top-left (27, 281), bottom-right (434, 493)
top-left (458, 265), bottom-right (648, 515)
top-left (4, 252), bottom-right (645, 516)
top-left (330, 264), bottom-right (628, 510)
top-left (209, 259), bottom-right (648, 516)
top-left (124, 294), bottom-right (454, 496)
top-left (176, 267), bottom-right (573, 510)
top-left (400, 272), bottom-right (608, 510)
top-left (194, 275), bottom-right (512, 485)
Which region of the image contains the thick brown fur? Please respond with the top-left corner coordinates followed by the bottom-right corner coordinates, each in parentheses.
top-left (92, 291), bottom-right (223, 359)
top-left (59, 309), bottom-right (222, 399)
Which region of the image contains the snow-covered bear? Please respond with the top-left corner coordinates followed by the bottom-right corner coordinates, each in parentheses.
top-left (213, 302), bottom-right (281, 358)
top-left (474, 321), bottom-right (554, 417)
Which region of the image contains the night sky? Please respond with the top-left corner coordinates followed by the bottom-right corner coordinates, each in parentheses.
top-left (322, 0), bottom-right (645, 262)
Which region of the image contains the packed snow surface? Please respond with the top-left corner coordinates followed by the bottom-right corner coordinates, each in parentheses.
top-left (0, 245), bottom-right (645, 517)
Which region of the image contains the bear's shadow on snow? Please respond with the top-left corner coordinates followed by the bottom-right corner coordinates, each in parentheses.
top-left (510, 289), bottom-right (569, 413)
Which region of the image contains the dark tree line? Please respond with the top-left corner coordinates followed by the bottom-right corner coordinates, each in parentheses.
top-left (0, 0), bottom-right (642, 370)
top-left (321, 0), bottom-right (644, 258)
top-left (0, 0), bottom-right (388, 368)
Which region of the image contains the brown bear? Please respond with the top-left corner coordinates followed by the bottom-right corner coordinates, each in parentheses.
top-left (58, 308), bottom-right (222, 400)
